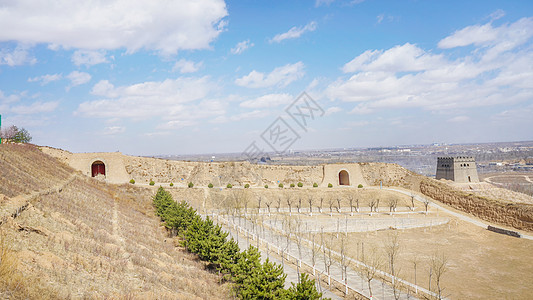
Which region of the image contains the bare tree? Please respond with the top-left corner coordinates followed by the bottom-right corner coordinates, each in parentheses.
top-left (310, 233), bottom-right (320, 275)
top-left (376, 198), bottom-right (380, 213)
top-left (276, 197), bottom-right (282, 213)
top-left (358, 245), bottom-right (383, 299)
top-left (328, 197), bottom-right (335, 216)
top-left (265, 199), bottom-right (272, 216)
top-left (340, 236), bottom-right (349, 281)
top-left (388, 197), bottom-right (398, 215)
top-left (322, 233), bottom-right (333, 286)
top-left (423, 199), bottom-right (430, 214)
top-left (369, 199), bottom-right (376, 216)
top-left (336, 197), bottom-right (342, 213)
top-left (410, 194), bottom-right (416, 211)
top-left (319, 197), bottom-right (324, 214)
top-left (385, 233), bottom-right (401, 300)
top-left (308, 196), bottom-right (313, 216)
top-left (348, 195), bottom-right (354, 216)
top-left (257, 196), bottom-right (262, 214)
top-left (412, 255), bottom-right (420, 295)
top-left (430, 252), bottom-right (449, 300)
top-left (297, 197), bottom-right (302, 214)
top-left (286, 195), bottom-right (292, 216)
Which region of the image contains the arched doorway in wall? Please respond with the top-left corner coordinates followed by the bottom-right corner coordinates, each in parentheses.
top-left (91, 161), bottom-right (106, 177)
top-left (339, 170), bottom-right (350, 185)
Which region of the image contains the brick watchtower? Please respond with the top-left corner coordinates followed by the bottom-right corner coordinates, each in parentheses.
top-left (436, 156), bottom-right (479, 183)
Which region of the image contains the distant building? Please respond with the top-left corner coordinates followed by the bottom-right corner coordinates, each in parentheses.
top-left (436, 156), bottom-right (479, 183)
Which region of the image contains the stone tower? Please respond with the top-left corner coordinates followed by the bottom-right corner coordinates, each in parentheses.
top-left (436, 156), bottom-right (479, 183)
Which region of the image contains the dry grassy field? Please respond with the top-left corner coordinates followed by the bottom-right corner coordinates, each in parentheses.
top-left (0, 144), bottom-right (230, 299)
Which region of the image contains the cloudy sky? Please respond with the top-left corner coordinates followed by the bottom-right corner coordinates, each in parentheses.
top-left (1, 0), bottom-right (532, 156)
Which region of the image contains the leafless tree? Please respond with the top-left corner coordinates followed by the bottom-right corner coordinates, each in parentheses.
top-left (340, 236), bottom-right (349, 281)
top-left (286, 195), bottom-right (292, 216)
top-left (297, 197), bottom-right (302, 214)
top-left (388, 197), bottom-right (398, 214)
top-left (358, 245), bottom-right (383, 299)
top-left (276, 197), bottom-right (282, 212)
top-left (319, 197), bottom-right (324, 214)
top-left (412, 255), bottom-right (420, 295)
top-left (385, 233), bottom-right (401, 300)
top-left (410, 194), bottom-right (416, 211)
top-left (322, 233), bottom-right (333, 286)
top-left (265, 199), bottom-right (272, 216)
top-left (328, 197), bottom-right (335, 216)
top-left (423, 199), bottom-right (430, 214)
top-left (336, 197), bottom-right (342, 213)
top-left (310, 233), bottom-right (320, 275)
top-left (376, 198), bottom-right (380, 213)
top-left (308, 196), bottom-right (313, 216)
top-left (257, 196), bottom-right (262, 214)
top-left (369, 199), bottom-right (376, 216)
top-left (430, 252), bottom-right (449, 300)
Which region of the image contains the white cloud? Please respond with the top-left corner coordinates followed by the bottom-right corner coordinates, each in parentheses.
top-left (270, 21), bottom-right (317, 43)
top-left (172, 59), bottom-right (203, 73)
top-left (328, 18), bottom-right (533, 113)
top-left (448, 116), bottom-right (469, 123)
top-left (67, 71), bottom-right (92, 87)
top-left (325, 106), bottom-right (342, 116)
top-left (342, 43), bottom-right (444, 73)
top-left (489, 9), bottom-right (506, 21)
top-left (10, 101), bottom-right (59, 114)
top-left (28, 73), bottom-right (63, 85)
top-left (438, 17), bottom-right (533, 50)
top-left (78, 77), bottom-right (216, 121)
top-left (315, 0), bottom-right (335, 7)
top-left (240, 93), bottom-right (293, 109)
top-left (231, 40), bottom-right (254, 55)
top-left (0, 44), bottom-right (37, 66)
top-left (71, 50), bottom-right (108, 66)
top-left (102, 126), bottom-right (126, 135)
top-left (235, 62), bottom-right (305, 88)
top-left (0, 0), bottom-right (228, 55)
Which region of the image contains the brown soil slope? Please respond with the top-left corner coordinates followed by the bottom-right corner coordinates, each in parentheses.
top-left (0, 144), bottom-right (228, 299)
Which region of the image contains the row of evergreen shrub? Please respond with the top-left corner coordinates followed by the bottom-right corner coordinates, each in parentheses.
top-left (152, 187), bottom-right (324, 299)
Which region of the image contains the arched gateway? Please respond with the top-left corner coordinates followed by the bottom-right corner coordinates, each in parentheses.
top-left (91, 160), bottom-right (106, 177)
top-left (339, 170), bottom-right (350, 185)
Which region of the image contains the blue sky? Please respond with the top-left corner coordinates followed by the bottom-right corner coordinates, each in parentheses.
top-left (1, 0), bottom-right (532, 156)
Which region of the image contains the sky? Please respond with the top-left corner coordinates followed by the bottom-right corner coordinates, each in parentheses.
top-left (0, 0), bottom-right (532, 156)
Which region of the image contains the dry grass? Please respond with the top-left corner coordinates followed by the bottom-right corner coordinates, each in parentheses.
top-left (0, 144), bottom-right (230, 299)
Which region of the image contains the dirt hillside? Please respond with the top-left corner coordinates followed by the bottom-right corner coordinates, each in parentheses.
top-left (0, 144), bottom-right (229, 299)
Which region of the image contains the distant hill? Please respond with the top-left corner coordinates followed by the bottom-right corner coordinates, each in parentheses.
top-left (0, 144), bottom-right (229, 299)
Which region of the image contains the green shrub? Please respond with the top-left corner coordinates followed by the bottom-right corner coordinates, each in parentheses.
top-left (290, 183), bottom-right (295, 188)
top-left (313, 183), bottom-right (318, 188)
top-left (170, 182), bottom-right (174, 187)
top-left (279, 183), bottom-right (284, 188)
top-left (149, 180), bottom-right (155, 186)
top-left (244, 184), bottom-right (250, 188)
top-left (297, 182), bottom-right (303, 188)
top-left (328, 183), bottom-right (333, 188)
top-left (188, 182), bottom-right (194, 188)
top-left (208, 183), bottom-right (214, 188)
top-left (129, 179), bottom-right (135, 184)
top-left (358, 184), bottom-right (363, 188)
top-left (227, 184), bottom-right (233, 189)
top-left (264, 185), bottom-right (268, 189)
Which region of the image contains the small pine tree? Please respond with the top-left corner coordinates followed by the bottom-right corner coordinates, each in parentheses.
top-left (227, 184), bottom-right (233, 189)
top-left (149, 180), bottom-right (155, 186)
top-left (328, 183), bottom-right (333, 188)
top-left (290, 183), bottom-right (295, 188)
top-left (244, 183), bottom-right (250, 188)
top-left (287, 273), bottom-right (323, 300)
top-left (297, 182), bottom-right (303, 188)
top-left (208, 183), bottom-right (214, 188)
top-left (129, 179), bottom-right (135, 184)
top-left (313, 183), bottom-right (318, 188)
top-left (264, 184), bottom-right (268, 189)
top-left (170, 182), bottom-right (174, 187)
top-left (188, 182), bottom-right (194, 188)
top-left (279, 183), bottom-right (284, 188)
top-left (358, 184), bottom-right (364, 188)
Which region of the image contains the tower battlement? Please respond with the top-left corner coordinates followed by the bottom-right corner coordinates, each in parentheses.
top-left (436, 156), bottom-right (479, 183)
